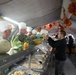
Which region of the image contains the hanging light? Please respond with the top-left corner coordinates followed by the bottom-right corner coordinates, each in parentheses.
top-left (1, 16), bottom-right (19, 25)
top-left (49, 24), bottom-right (52, 28)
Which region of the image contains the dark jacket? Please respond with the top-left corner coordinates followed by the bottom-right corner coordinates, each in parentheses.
top-left (68, 36), bottom-right (73, 47)
top-left (48, 37), bottom-right (67, 61)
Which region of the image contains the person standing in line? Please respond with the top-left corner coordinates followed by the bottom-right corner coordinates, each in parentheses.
top-left (47, 30), bottom-right (67, 75)
top-left (0, 21), bottom-right (11, 53)
top-left (68, 35), bottom-right (73, 56)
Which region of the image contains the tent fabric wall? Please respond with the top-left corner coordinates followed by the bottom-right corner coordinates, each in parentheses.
top-left (0, 0), bottom-right (62, 27)
top-left (60, 0), bottom-right (71, 19)
top-left (25, 7), bottom-right (61, 28)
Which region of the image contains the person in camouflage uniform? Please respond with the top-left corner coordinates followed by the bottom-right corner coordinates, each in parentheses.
top-left (11, 22), bottom-right (34, 54)
top-left (11, 22), bottom-right (28, 54)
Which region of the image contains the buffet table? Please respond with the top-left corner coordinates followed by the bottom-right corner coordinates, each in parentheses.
top-left (0, 44), bottom-right (52, 75)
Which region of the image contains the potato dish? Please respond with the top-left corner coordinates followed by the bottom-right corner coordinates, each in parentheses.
top-left (11, 70), bottom-right (25, 75)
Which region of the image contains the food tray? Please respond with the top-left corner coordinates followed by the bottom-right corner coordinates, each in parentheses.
top-left (8, 66), bottom-right (29, 75)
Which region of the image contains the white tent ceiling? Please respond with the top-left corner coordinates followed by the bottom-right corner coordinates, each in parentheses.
top-left (0, 0), bottom-right (62, 26)
top-left (0, 0), bottom-right (76, 37)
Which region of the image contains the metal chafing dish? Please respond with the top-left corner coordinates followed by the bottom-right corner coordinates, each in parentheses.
top-left (21, 42), bottom-right (51, 75)
top-left (8, 66), bottom-right (29, 75)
